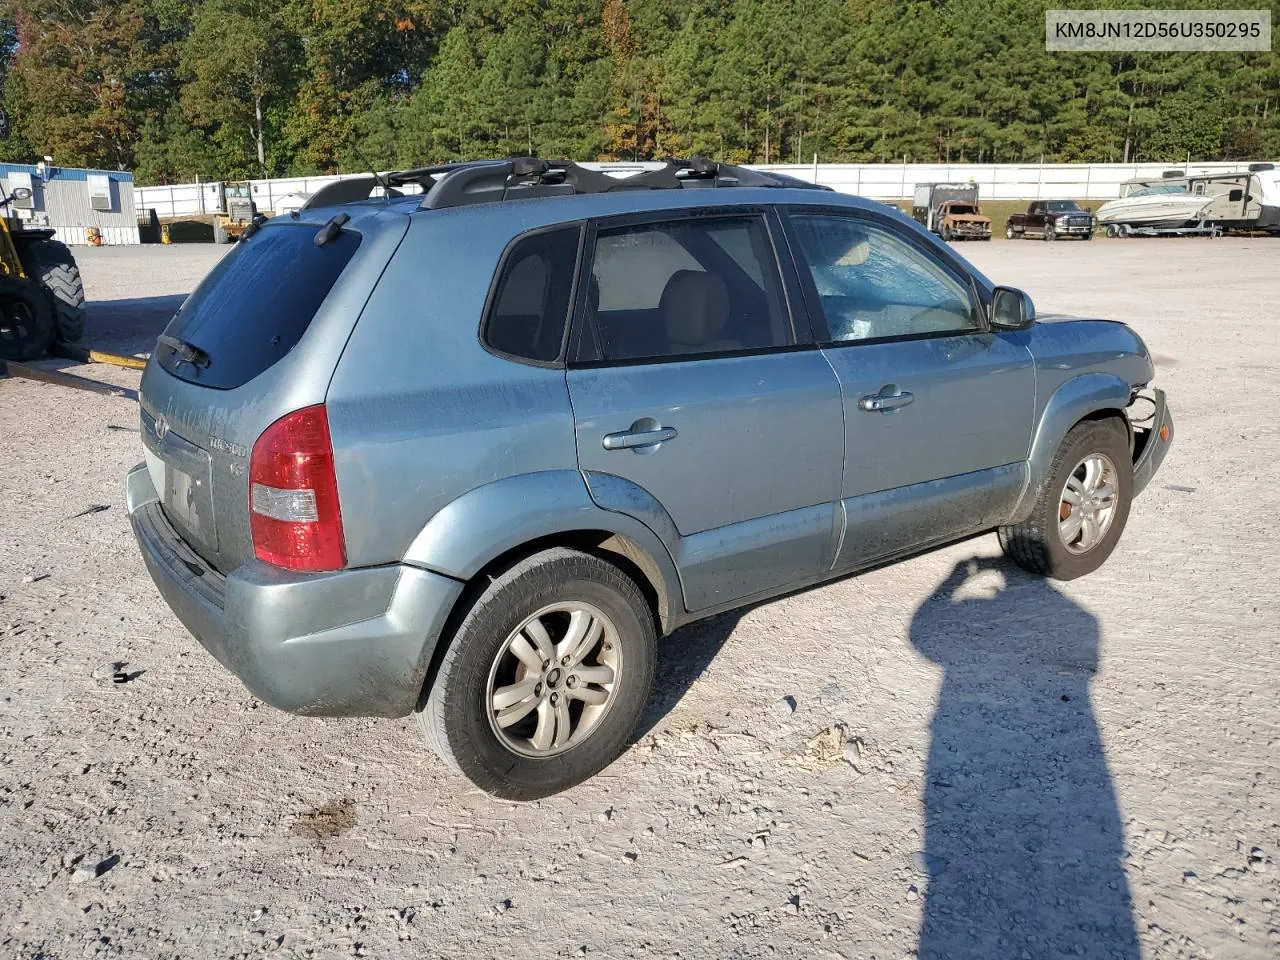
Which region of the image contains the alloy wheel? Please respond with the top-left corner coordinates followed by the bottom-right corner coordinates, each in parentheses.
top-left (1058, 453), bottom-right (1119, 554)
top-left (485, 602), bottom-right (622, 758)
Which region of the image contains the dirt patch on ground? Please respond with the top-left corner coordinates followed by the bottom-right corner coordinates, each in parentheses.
top-left (291, 798), bottom-right (358, 844)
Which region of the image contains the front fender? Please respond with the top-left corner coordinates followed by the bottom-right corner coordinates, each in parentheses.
top-left (1011, 373), bottom-right (1133, 521)
top-left (402, 470), bottom-right (682, 631)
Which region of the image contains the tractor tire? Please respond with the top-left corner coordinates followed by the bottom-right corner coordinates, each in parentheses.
top-left (0, 276), bottom-right (57, 361)
top-left (17, 239), bottom-right (86, 342)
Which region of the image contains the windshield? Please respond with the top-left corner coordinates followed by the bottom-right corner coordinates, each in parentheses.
top-left (1044, 201), bottom-right (1082, 213)
top-left (947, 204), bottom-right (978, 215)
top-left (1126, 183), bottom-right (1190, 198)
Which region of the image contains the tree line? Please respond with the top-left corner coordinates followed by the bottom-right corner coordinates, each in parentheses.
top-left (0, 0), bottom-right (1276, 185)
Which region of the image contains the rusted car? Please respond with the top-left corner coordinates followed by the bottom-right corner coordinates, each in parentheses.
top-left (912, 183), bottom-right (992, 241)
top-left (935, 199), bottom-right (992, 241)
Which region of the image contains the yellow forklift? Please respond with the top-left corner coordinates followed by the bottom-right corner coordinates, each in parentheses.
top-left (0, 182), bottom-right (87, 360)
top-left (0, 114), bottom-right (140, 395)
top-left (216, 181), bottom-right (257, 242)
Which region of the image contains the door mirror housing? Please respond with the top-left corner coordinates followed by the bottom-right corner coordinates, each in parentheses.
top-left (990, 286), bottom-right (1035, 330)
top-left (10, 186), bottom-right (32, 201)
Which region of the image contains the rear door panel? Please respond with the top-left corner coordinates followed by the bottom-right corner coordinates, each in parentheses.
top-left (570, 351), bottom-right (844, 612)
top-left (567, 209), bottom-right (844, 613)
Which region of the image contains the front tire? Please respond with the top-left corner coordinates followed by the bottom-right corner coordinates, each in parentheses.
top-left (999, 419), bottom-right (1133, 580)
top-left (1044, 225), bottom-right (1057, 242)
top-left (0, 276), bottom-right (57, 360)
top-left (416, 548), bottom-right (656, 800)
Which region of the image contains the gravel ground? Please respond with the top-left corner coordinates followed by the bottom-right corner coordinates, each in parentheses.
top-left (1, 238), bottom-right (1277, 959)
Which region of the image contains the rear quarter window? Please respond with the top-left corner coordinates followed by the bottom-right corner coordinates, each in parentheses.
top-left (156, 223), bottom-right (361, 389)
top-left (482, 226), bottom-right (580, 364)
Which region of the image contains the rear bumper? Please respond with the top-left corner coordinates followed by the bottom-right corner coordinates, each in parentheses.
top-left (1132, 389), bottom-right (1173, 497)
top-left (126, 463), bottom-right (464, 717)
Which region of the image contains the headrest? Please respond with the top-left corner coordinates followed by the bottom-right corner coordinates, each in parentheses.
top-left (803, 222), bottom-right (871, 266)
top-left (660, 270), bottom-right (730, 348)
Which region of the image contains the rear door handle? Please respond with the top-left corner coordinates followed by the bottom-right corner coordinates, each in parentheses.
top-left (858, 390), bottom-right (915, 413)
top-left (602, 426), bottom-right (678, 450)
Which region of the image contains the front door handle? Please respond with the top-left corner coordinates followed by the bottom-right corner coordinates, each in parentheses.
top-left (602, 425), bottom-right (678, 450)
top-left (858, 389), bottom-right (915, 413)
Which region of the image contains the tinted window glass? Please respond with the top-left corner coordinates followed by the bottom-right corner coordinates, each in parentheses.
top-left (157, 223), bottom-right (360, 389)
top-left (791, 215), bottom-right (977, 343)
top-left (485, 226), bottom-right (579, 363)
top-left (587, 216), bottom-right (789, 362)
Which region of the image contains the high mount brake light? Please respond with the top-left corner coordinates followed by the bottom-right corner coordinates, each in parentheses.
top-left (249, 405), bottom-right (346, 571)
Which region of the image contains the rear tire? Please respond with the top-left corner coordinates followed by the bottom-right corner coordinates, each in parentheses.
top-left (17, 239), bottom-right (86, 342)
top-left (999, 419), bottom-right (1132, 581)
top-left (416, 548), bottom-right (656, 800)
top-left (1005, 224), bottom-right (1017, 240)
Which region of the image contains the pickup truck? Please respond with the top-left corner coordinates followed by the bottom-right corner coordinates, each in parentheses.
top-left (1005, 201), bottom-right (1095, 241)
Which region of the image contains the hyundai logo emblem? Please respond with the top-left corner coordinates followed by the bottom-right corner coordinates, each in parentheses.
top-left (154, 415), bottom-right (169, 441)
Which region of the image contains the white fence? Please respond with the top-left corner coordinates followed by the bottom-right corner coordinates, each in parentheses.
top-left (135, 161), bottom-right (1271, 217)
top-left (136, 173), bottom-right (386, 219)
top-left (753, 162), bottom-right (1267, 200)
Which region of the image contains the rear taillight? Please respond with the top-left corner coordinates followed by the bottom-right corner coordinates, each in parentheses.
top-left (249, 405), bottom-right (346, 571)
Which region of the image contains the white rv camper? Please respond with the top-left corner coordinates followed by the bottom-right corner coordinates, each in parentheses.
top-left (1182, 162), bottom-right (1280, 232)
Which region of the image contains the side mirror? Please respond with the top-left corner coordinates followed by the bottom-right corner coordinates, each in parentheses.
top-left (10, 187), bottom-right (32, 201)
top-left (990, 286), bottom-right (1035, 330)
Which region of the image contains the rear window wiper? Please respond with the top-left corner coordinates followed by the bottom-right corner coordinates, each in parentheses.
top-left (157, 334), bottom-right (211, 369)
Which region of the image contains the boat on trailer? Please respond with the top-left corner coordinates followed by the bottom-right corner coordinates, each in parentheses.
top-left (1096, 174), bottom-right (1213, 233)
top-left (1099, 163), bottom-right (1280, 236)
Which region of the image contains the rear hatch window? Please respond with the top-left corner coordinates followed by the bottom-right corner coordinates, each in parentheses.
top-left (156, 223), bottom-right (361, 390)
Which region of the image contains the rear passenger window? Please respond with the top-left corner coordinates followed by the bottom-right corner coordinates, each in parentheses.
top-left (585, 216), bottom-right (789, 362)
top-left (484, 226), bottom-right (579, 363)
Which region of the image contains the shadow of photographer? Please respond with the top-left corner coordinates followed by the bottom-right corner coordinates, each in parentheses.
top-left (910, 557), bottom-right (1139, 959)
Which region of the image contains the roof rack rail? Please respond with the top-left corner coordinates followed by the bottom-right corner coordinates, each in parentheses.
top-left (300, 157), bottom-right (831, 212)
top-left (418, 157), bottom-right (831, 210)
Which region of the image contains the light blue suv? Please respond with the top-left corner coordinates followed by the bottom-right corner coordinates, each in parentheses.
top-left (127, 158), bottom-right (1172, 799)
